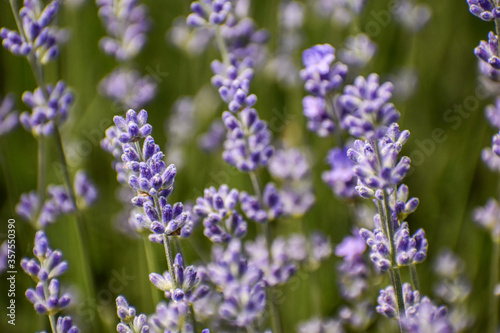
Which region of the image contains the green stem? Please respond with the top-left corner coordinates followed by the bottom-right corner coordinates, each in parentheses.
top-left (489, 237), bottom-right (500, 333)
top-left (42, 281), bottom-right (57, 333)
top-left (373, 141), bottom-right (405, 332)
top-left (162, 234), bottom-right (178, 289)
top-left (409, 264), bottom-right (420, 292)
top-left (215, 26), bottom-right (230, 66)
top-left (189, 303), bottom-right (197, 333)
top-left (54, 127), bottom-right (97, 325)
top-left (142, 236), bottom-right (160, 306)
top-left (35, 137), bottom-right (46, 226)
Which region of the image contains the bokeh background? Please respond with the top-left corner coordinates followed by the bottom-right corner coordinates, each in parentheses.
top-left (0, 0), bottom-right (496, 332)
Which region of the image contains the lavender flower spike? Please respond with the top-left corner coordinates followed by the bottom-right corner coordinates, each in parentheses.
top-left (376, 283), bottom-right (420, 318)
top-left (116, 296), bottom-right (150, 333)
top-left (339, 34), bottom-right (377, 69)
top-left (467, 0), bottom-right (500, 21)
top-left (149, 253), bottom-right (208, 302)
top-left (74, 170), bottom-right (98, 208)
top-left (26, 279), bottom-right (71, 314)
top-left (187, 0), bottom-right (232, 27)
top-left (20, 81), bottom-right (74, 137)
top-left (0, 94), bottom-right (19, 136)
top-left (55, 316), bottom-right (79, 333)
top-left (473, 198), bottom-right (500, 239)
top-left (240, 183), bottom-right (284, 223)
top-left (113, 109), bottom-right (152, 143)
top-left (194, 185), bottom-right (247, 242)
top-left (475, 32), bottom-right (500, 81)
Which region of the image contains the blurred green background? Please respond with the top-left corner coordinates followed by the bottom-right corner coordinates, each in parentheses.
top-left (0, 0), bottom-right (497, 332)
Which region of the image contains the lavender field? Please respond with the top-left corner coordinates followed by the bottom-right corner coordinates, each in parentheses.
top-left (0, 0), bottom-right (497, 332)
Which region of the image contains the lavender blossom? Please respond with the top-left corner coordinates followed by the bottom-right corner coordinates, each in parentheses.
top-left (144, 200), bottom-right (192, 241)
top-left (335, 231), bottom-right (369, 300)
top-left (482, 133), bottom-right (500, 171)
top-left (302, 96), bottom-right (336, 137)
top-left (55, 316), bottom-right (79, 333)
top-left (20, 81), bottom-right (74, 136)
top-left (38, 185), bottom-right (75, 228)
top-left (99, 69), bottom-right (157, 109)
top-left (401, 297), bottom-right (454, 333)
top-left (74, 170), bottom-right (98, 208)
top-left (359, 227), bottom-right (391, 272)
top-left (96, 0), bottom-right (150, 61)
top-left (390, 184), bottom-right (419, 220)
top-left (194, 185), bottom-right (247, 242)
top-left (16, 191), bottom-right (39, 223)
top-left (467, 0), bottom-right (500, 21)
top-left (222, 108), bottom-right (274, 171)
top-left (287, 232), bottom-right (333, 268)
top-left (113, 109), bottom-right (152, 144)
top-left (340, 74), bottom-right (400, 139)
top-left (300, 44), bottom-right (348, 97)
top-left (149, 253), bottom-right (208, 302)
top-left (149, 301), bottom-right (188, 332)
top-left (376, 283), bottom-right (420, 318)
top-left (116, 296), bottom-right (150, 333)
top-left (0, 94), bottom-right (19, 136)
top-left (240, 183), bottom-right (283, 223)
top-left (322, 147), bottom-right (358, 199)
top-left (187, 0), bottom-right (232, 27)
top-left (347, 123), bottom-right (411, 196)
top-left (475, 32), bottom-right (500, 81)
top-left (1, 0), bottom-right (62, 63)
top-left (279, 185), bottom-right (315, 217)
top-left (313, 0), bottom-right (366, 26)
top-left (339, 34), bottom-right (377, 69)
top-left (206, 240), bottom-right (266, 327)
top-left (268, 148), bottom-right (310, 181)
top-left (473, 198), bottom-right (500, 238)
top-left (245, 236), bottom-right (297, 287)
top-left (211, 56), bottom-right (257, 112)
top-left (393, 222), bottom-right (428, 266)
top-left (26, 279), bottom-right (71, 314)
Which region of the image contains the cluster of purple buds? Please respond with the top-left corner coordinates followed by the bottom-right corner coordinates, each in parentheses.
top-left (389, 185), bottom-right (420, 221)
top-left (376, 283), bottom-right (420, 318)
top-left (322, 147), bottom-right (358, 199)
top-left (240, 183), bottom-right (283, 223)
top-left (21, 231), bottom-right (68, 282)
top-left (113, 109), bottom-right (153, 144)
top-left (54, 316), bottom-right (79, 333)
top-left (22, 232), bottom-right (72, 315)
top-left (20, 81), bottom-right (74, 137)
top-left (149, 253), bottom-right (209, 302)
top-left (16, 183), bottom-right (79, 228)
top-left (0, 94), bottom-right (19, 136)
top-left (475, 32), bottom-right (500, 82)
top-left (485, 97), bottom-right (500, 129)
top-left (338, 34), bottom-right (377, 69)
top-left (347, 123), bottom-right (411, 196)
top-left (402, 297), bottom-right (454, 333)
top-left (360, 220), bottom-right (427, 270)
top-left (1, 0), bottom-right (61, 63)
top-left (96, 0), bottom-right (150, 61)
top-left (99, 68), bottom-right (157, 109)
top-left (268, 148), bottom-right (315, 217)
top-left (301, 44), bottom-right (348, 97)
top-left (211, 56), bottom-right (257, 112)
top-left (222, 108), bottom-right (274, 172)
top-left (300, 44), bottom-right (348, 137)
top-left (339, 74), bottom-right (400, 139)
top-left (467, 0), bottom-right (500, 21)
top-left (193, 185), bottom-right (247, 242)
top-left (245, 236), bottom-right (298, 287)
top-left (116, 296), bottom-right (149, 333)
top-left (220, 17), bottom-right (269, 64)
top-left (206, 240), bottom-right (266, 327)
top-left (187, 0), bottom-right (232, 27)
top-left (142, 199), bottom-right (192, 242)
top-left (335, 231), bottom-right (370, 301)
